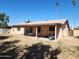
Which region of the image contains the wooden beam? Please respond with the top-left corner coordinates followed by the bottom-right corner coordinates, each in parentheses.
top-left (36, 27), bottom-right (38, 39)
top-left (55, 25), bottom-right (57, 39)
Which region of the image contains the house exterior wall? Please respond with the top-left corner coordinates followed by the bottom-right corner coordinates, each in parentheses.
top-left (37, 25), bottom-right (54, 37)
top-left (62, 22), bottom-right (69, 37)
top-left (73, 29), bottom-right (79, 37)
top-left (57, 25), bottom-right (62, 39)
top-left (0, 28), bottom-right (10, 34)
top-left (69, 29), bottom-right (73, 36)
top-left (10, 27), bottom-right (24, 35)
top-left (58, 22), bottom-right (70, 39)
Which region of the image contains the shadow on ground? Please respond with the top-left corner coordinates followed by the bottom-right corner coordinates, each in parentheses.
top-left (0, 40), bottom-right (20, 59)
top-left (0, 41), bottom-right (61, 59)
top-left (75, 36), bottom-right (79, 39)
top-left (20, 42), bottom-right (61, 59)
top-left (0, 35), bottom-right (12, 40)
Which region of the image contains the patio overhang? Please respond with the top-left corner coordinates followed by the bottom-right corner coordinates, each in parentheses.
top-left (10, 23), bottom-right (62, 27)
top-left (10, 23), bottom-right (61, 40)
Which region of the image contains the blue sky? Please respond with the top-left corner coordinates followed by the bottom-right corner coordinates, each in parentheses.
top-left (0, 0), bottom-right (79, 28)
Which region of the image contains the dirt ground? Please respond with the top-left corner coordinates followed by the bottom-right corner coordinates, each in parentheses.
top-left (1, 35), bottom-right (78, 46)
top-left (0, 35), bottom-right (79, 59)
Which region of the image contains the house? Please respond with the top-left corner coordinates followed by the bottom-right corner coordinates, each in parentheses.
top-left (10, 19), bottom-right (71, 39)
top-left (73, 29), bottom-right (79, 37)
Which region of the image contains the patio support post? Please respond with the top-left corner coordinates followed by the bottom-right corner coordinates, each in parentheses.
top-left (36, 27), bottom-right (38, 39)
top-left (55, 25), bottom-right (57, 39)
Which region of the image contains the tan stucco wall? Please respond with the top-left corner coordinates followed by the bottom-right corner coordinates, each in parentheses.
top-left (73, 30), bottom-right (79, 37)
top-left (57, 25), bottom-right (62, 39)
top-left (63, 22), bottom-right (69, 37)
top-left (58, 22), bottom-right (70, 39)
top-left (69, 29), bottom-right (73, 36)
top-left (10, 27), bottom-right (24, 35)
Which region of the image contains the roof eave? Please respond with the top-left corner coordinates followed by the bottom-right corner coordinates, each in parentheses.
top-left (10, 23), bottom-right (62, 27)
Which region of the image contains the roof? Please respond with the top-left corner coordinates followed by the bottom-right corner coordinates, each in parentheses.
top-left (11, 19), bottom-right (68, 27)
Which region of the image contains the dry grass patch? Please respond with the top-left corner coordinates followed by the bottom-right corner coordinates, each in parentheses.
top-left (0, 35), bottom-right (79, 59)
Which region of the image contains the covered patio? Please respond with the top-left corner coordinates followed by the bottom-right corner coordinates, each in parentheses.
top-left (24, 24), bottom-right (59, 40)
top-left (10, 20), bottom-right (69, 40)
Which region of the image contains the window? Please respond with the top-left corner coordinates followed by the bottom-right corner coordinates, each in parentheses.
top-left (49, 26), bottom-right (55, 31)
top-left (17, 27), bottom-right (20, 31)
top-left (27, 27), bottom-right (32, 33)
top-left (38, 27), bottom-right (41, 33)
top-left (25, 27), bottom-right (32, 34)
top-left (29, 27), bottom-right (32, 33)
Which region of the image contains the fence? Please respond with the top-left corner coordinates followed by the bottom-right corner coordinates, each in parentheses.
top-left (0, 28), bottom-right (10, 34)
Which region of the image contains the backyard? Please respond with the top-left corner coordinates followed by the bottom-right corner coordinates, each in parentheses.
top-left (0, 35), bottom-right (79, 59)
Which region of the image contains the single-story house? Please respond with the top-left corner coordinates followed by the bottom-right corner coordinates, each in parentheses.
top-left (10, 19), bottom-right (71, 39)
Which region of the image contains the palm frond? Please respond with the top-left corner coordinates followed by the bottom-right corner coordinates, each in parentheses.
top-left (72, 0), bottom-right (77, 6)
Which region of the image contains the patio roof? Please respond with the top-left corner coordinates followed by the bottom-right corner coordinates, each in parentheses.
top-left (10, 19), bottom-right (68, 27)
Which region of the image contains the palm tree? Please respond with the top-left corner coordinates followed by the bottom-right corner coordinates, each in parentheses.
top-left (0, 13), bottom-right (9, 28)
top-left (55, 1), bottom-right (60, 7)
top-left (71, 0), bottom-right (78, 28)
top-left (72, 0), bottom-right (77, 6)
top-left (55, 0), bottom-right (60, 18)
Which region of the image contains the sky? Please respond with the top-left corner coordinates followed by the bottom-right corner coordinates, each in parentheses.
top-left (0, 0), bottom-right (79, 28)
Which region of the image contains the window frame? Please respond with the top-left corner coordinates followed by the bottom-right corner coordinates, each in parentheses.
top-left (49, 26), bottom-right (55, 31)
top-left (17, 27), bottom-right (20, 31)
